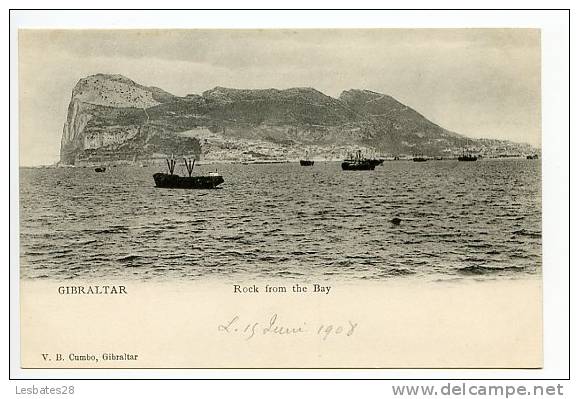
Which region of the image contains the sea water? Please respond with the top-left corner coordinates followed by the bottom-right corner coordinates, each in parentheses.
top-left (19, 159), bottom-right (541, 282)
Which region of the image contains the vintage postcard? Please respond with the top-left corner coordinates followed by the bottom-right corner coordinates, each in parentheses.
top-left (18, 29), bottom-right (542, 369)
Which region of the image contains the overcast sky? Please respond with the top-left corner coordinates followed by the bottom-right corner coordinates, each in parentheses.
top-left (19, 29), bottom-right (541, 166)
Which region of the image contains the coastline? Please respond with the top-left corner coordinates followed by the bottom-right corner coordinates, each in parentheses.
top-left (20, 154), bottom-right (541, 169)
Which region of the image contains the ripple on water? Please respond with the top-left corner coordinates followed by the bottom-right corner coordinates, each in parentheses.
top-left (19, 160), bottom-right (542, 281)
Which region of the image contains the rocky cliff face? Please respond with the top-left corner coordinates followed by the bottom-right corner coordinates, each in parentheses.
top-left (60, 74), bottom-right (529, 164)
top-left (60, 74), bottom-right (200, 164)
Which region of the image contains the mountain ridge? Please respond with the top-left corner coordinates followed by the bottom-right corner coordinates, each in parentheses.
top-left (59, 73), bottom-right (534, 165)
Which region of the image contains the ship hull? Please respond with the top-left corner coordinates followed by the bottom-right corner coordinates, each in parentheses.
top-left (458, 156), bottom-right (477, 162)
top-left (300, 160), bottom-right (314, 166)
top-left (153, 173), bottom-right (224, 189)
top-left (341, 162), bottom-right (376, 171)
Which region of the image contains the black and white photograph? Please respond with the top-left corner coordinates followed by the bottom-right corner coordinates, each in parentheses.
top-left (20, 29), bottom-right (541, 283)
top-left (16, 27), bottom-right (547, 369)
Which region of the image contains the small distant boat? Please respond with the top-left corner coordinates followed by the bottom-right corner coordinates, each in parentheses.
top-left (526, 154), bottom-right (539, 160)
top-left (300, 151), bottom-right (314, 166)
top-left (458, 154), bottom-right (478, 162)
top-left (153, 157), bottom-right (224, 189)
top-left (412, 155), bottom-right (428, 162)
top-left (94, 167), bottom-right (106, 172)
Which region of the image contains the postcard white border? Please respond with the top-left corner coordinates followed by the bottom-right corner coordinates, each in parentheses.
top-left (7, 8), bottom-right (570, 380)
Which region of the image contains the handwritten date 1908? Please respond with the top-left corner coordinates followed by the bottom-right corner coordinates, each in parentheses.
top-left (218, 314), bottom-right (358, 341)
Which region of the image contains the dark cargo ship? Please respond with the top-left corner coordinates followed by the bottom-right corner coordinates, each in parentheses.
top-left (300, 151), bottom-right (315, 166)
top-left (341, 150), bottom-right (379, 171)
top-left (153, 158), bottom-right (224, 189)
top-left (153, 173), bottom-right (224, 189)
top-left (458, 154), bottom-right (478, 161)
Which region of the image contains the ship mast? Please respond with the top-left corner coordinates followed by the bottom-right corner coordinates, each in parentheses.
top-left (184, 158), bottom-right (195, 177)
top-left (166, 154), bottom-right (176, 175)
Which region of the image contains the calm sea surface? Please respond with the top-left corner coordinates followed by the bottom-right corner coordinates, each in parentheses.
top-left (20, 159), bottom-right (541, 282)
